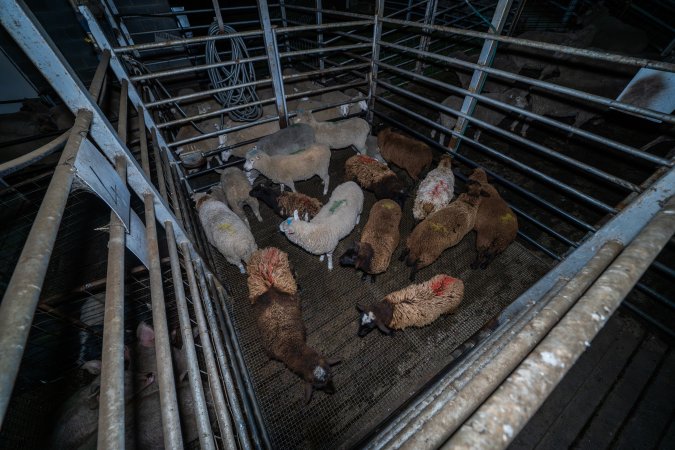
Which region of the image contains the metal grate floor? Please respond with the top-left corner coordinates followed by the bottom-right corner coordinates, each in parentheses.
top-left (212, 148), bottom-right (552, 449)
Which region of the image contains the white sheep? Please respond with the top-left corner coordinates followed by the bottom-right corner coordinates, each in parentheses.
top-left (243, 144), bottom-right (331, 194)
top-left (279, 181), bottom-right (364, 270)
top-left (292, 111), bottom-right (370, 154)
top-left (413, 155), bottom-right (455, 221)
top-left (214, 167), bottom-right (263, 228)
top-left (193, 193), bottom-right (257, 273)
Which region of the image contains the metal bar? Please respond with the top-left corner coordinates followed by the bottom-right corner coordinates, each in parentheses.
top-left (449, 0), bottom-right (513, 151)
top-left (376, 42), bottom-right (675, 129)
top-left (391, 240), bottom-right (623, 450)
top-left (414, 0), bottom-right (438, 74)
top-left (445, 196), bottom-right (675, 449)
top-left (213, 284), bottom-right (272, 449)
top-left (374, 94), bottom-right (617, 214)
top-left (113, 29), bottom-right (264, 54)
top-left (118, 80), bottom-right (129, 143)
top-left (97, 156), bottom-right (127, 450)
top-left (281, 4), bottom-right (373, 20)
top-left (160, 150), bottom-right (185, 225)
top-left (131, 54), bottom-right (268, 82)
top-left (367, 0), bottom-right (385, 123)
top-left (0, 131), bottom-right (69, 177)
top-left (378, 79), bottom-right (639, 193)
top-left (211, 0), bottom-right (225, 34)
top-left (622, 300), bottom-right (675, 339)
top-left (372, 57), bottom-right (671, 166)
top-left (90, 50), bottom-right (112, 103)
top-left (180, 243), bottom-right (237, 450)
top-left (144, 193), bottom-right (184, 449)
top-left (194, 258), bottom-right (251, 450)
top-left (151, 128), bottom-right (170, 202)
top-left (652, 260), bottom-right (675, 279)
top-left (120, 4), bottom-right (264, 17)
top-left (0, 109), bottom-right (92, 426)
top-left (371, 109), bottom-right (596, 232)
top-left (279, 42), bottom-right (371, 59)
top-left (138, 106), bottom-right (150, 176)
top-left (635, 282), bottom-right (675, 310)
top-left (316, 0), bottom-right (325, 77)
top-left (147, 77), bottom-right (271, 109)
top-left (165, 221), bottom-right (216, 450)
top-left (260, 0), bottom-right (286, 129)
top-left (279, 0), bottom-right (291, 53)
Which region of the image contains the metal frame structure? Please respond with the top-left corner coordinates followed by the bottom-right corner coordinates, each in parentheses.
top-left (0, 0), bottom-right (673, 448)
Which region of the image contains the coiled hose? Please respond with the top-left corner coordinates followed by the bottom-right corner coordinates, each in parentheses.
top-left (205, 22), bottom-right (262, 122)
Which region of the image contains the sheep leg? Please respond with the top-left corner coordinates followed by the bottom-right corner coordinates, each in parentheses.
top-left (319, 255), bottom-right (325, 262)
top-left (473, 129), bottom-right (482, 141)
top-left (356, 214), bottom-right (361, 225)
top-left (287, 181), bottom-right (297, 192)
top-left (322, 174), bottom-right (330, 195)
top-left (369, 274), bottom-right (376, 283)
top-left (327, 253), bottom-right (333, 271)
top-left (248, 198), bottom-right (263, 222)
top-left (304, 212), bottom-right (309, 221)
top-left (233, 203), bottom-right (250, 229)
top-left (409, 265), bottom-right (419, 282)
top-left (480, 252), bottom-right (495, 270)
top-left (398, 248), bottom-right (410, 262)
top-left (237, 262), bottom-right (246, 274)
top-left (470, 252), bottom-right (483, 270)
top-left (361, 272), bottom-right (368, 282)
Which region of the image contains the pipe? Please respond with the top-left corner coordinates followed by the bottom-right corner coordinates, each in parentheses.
top-left (180, 243), bottom-right (237, 449)
top-left (260, 0), bottom-right (288, 128)
top-left (0, 109), bottom-right (92, 426)
top-left (138, 106), bottom-right (150, 177)
top-left (144, 193), bottom-right (184, 449)
top-left (97, 156), bottom-right (127, 450)
top-left (445, 196), bottom-right (675, 449)
top-left (113, 29), bottom-right (264, 54)
top-left (160, 150), bottom-right (185, 226)
top-left (146, 77), bottom-right (271, 108)
top-left (132, 54), bottom-right (267, 83)
top-left (151, 128), bottom-right (169, 202)
top-left (367, 0), bottom-right (385, 123)
top-left (194, 259), bottom-right (252, 450)
top-left (165, 221), bottom-right (215, 450)
top-left (389, 241), bottom-right (623, 450)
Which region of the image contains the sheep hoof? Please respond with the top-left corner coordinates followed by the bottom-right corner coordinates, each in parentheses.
top-left (356, 214), bottom-right (360, 225)
top-left (238, 263), bottom-right (246, 274)
top-left (319, 255), bottom-right (325, 262)
top-left (361, 272), bottom-right (368, 282)
top-left (470, 260), bottom-right (480, 270)
top-left (327, 254), bottom-right (333, 271)
top-left (304, 212), bottom-right (309, 221)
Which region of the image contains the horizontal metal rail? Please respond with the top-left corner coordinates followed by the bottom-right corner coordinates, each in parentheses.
top-left (148, 77), bottom-right (273, 109)
top-left (113, 29), bottom-right (265, 54)
top-left (131, 54), bottom-right (268, 82)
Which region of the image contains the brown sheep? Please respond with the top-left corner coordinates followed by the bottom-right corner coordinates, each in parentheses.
top-left (339, 199), bottom-right (402, 281)
top-left (247, 248), bottom-right (340, 403)
top-left (356, 274), bottom-right (464, 336)
top-left (377, 128), bottom-right (433, 181)
top-left (249, 184), bottom-right (323, 221)
top-left (402, 174), bottom-right (485, 280)
top-left (468, 169), bottom-right (518, 269)
top-left (344, 154), bottom-right (407, 207)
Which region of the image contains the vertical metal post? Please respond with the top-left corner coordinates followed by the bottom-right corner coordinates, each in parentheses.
top-left (138, 106), bottom-right (151, 177)
top-left (97, 156), bottom-right (127, 450)
top-left (316, 0), bottom-right (325, 78)
top-left (258, 0), bottom-right (289, 128)
top-left (406, 0), bottom-right (414, 21)
top-left (144, 193), bottom-right (184, 450)
top-left (118, 80), bottom-right (129, 142)
top-left (367, 0), bottom-right (385, 124)
top-left (414, 0), bottom-right (438, 74)
top-left (212, 0), bottom-right (225, 34)
top-left (448, 0), bottom-right (514, 151)
top-left (160, 150), bottom-right (185, 225)
top-left (278, 0), bottom-right (291, 54)
top-left (151, 128), bottom-right (170, 202)
top-left (562, 0), bottom-right (580, 26)
top-left (180, 244), bottom-right (238, 450)
top-left (194, 259), bottom-right (252, 450)
top-left (165, 222), bottom-right (216, 450)
top-left (0, 109), bottom-right (92, 426)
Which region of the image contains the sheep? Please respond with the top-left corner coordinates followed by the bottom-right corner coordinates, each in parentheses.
top-left (356, 274), bottom-right (464, 336)
top-left (377, 128), bottom-right (433, 181)
top-left (247, 247), bottom-right (340, 403)
top-left (434, 88), bottom-right (530, 144)
top-left (402, 175), bottom-right (485, 280)
top-left (249, 183), bottom-right (323, 221)
top-left (365, 135), bottom-right (386, 164)
top-left (243, 144), bottom-right (331, 194)
top-left (451, 51), bottom-right (519, 94)
top-left (193, 193), bottom-right (257, 273)
top-left (413, 155), bottom-right (455, 221)
top-left (467, 168), bottom-right (518, 270)
top-left (344, 154), bottom-right (407, 207)
top-left (292, 110), bottom-right (370, 154)
top-left (339, 199), bottom-right (401, 282)
top-left (219, 120), bottom-right (281, 159)
top-left (519, 90), bottom-right (598, 137)
top-left (221, 123), bottom-right (315, 162)
top-left (279, 181), bottom-right (364, 270)
top-left (214, 167), bottom-right (263, 227)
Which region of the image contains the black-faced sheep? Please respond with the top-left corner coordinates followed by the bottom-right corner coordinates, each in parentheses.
top-left (247, 247), bottom-right (340, 403)
top-left (292, 110), bottom-right (370, 153)
top-left (413, 155), bottom-right (455, 221)
top-left (279, 181), bottom-right (364, 270)
top-left (468, 169), bottom-right (519, 269)
top-left (249, 183), bottom-right (323, 221)
top-left (402, 175), bottom-right (485, 280)
top-left (243, 144), bottom-right (331, 194)
top-left (214, 167), bottom-right (263, 227)
top-left (377, 128), bottom-right (433, 181)
top-left (344, 154), bottom-right (407, 207)
top-left (356, 274), bottom-right (464, 336)
top-left (339, 199), bottom-right (401, 282)
top-left (193, 193), bottom-right (257, 273)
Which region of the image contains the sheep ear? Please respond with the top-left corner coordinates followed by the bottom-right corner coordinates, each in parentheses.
top-left (480, 189), bottom-right (490, 197)
top-left (304, 382), bottom-right (314, 404)
top-left (356, 304), bottom-right (365, 313)
top-left (376, 319), bottom-right (393, 335)
top-left (293, 210), bottom-right (300, 221)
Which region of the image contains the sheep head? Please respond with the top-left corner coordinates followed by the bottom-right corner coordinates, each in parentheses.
top-left (301, 348), bottom-right (341, 404)
top-left (468, 167), bottom-right (488, 184)
top-left (278, 210), bottom-right (302, 236)
top-left (250, 184), bottom-right (279, 212)
top-left (244, 149), bottom-right (267, 171)
top-left (356, 303), bottom-right (392, 337)
top-left (292, 110), bottom-right (314, 125)
top-left (192, 192), bottom-right (211, 209)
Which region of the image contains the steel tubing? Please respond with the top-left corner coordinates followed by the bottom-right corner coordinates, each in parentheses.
top-left (97, 156), bottom-right (127, 450)
top-left (194, 259), bottom-right (251, 450)
top-left (151, 128), bottom-right (169, 201)
top-left (113, 29), bottom-right (264, 54)
top-left (0, 109), bottom-right (92, 426)
top-left (132, 55), bottom-right (268, 83)
top-left (392, 241), bottom-right (623, 450)
top-left (180, 243), bottom-right (237, 449)
top-left (165, 221), bottom-right (216, 450)
top-left (446, 196), bottom-right (675, 449)
top-left (138, 106), bottom-right (150, 176)
top-left (144, 193), bottom-right (184, 449)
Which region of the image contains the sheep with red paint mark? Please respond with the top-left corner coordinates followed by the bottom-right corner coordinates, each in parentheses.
top-left (413, 155), bottom-right (455, 220)
top-left (356, 274), bottom-right (464, 337)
